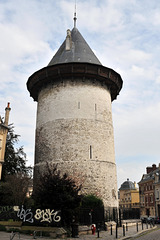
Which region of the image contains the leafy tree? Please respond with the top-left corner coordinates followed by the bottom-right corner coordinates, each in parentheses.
top-left (0, 173), bottom-right (31, 206)
top-left (81, 194), bottom-right (104, 209)
top-left (33, 163), bottom-right (82, 226)
top-left (1, 124), bottom-right (32, 180)
top-left (0, 124), bottom-right (32, 206)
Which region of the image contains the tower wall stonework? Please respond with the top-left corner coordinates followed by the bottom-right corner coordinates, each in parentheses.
top-left (27, 26), bottom-right (123, 209)
top-left (35, 79), bottom-right (118, 207)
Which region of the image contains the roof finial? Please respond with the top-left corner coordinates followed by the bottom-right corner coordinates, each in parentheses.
top-left (73, 0), bottom-right (77, 28)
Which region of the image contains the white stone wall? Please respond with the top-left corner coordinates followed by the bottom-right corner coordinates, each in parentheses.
top-left (35, 79), bottom-right (118, 207)
top-left (36, 79), bottom-right (112, 127)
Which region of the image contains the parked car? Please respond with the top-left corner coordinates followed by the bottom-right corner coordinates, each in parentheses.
top-left (147, 217), bottom-right (154, 223)
top-left (141, 217), bottom-right (147, 223)
top-left (141, 217), bottom-right (154, 223)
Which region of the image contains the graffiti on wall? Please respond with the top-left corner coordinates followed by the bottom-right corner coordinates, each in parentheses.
top-left (0, 206), bottom-right (13, 213)
top-left (0, 206), bottom-right (16, 220)
top-left (0, 205), bottom-right (61, 225)
top-left (17, 206), bottom-right (34, 223)
top-left (34, 209), bottom-right (61, 223)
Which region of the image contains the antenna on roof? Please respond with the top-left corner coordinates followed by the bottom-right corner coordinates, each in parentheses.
top-left (73, 0), bottom-right (77, 28)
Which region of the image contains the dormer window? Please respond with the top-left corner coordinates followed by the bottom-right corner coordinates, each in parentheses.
top-left (65, 29), bottom-right (72, 51)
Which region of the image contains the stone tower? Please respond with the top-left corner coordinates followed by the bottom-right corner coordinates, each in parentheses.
top-left (27, 19), bottom-right (123, 207)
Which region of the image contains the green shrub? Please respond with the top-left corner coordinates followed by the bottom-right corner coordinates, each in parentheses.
top-left (81, 194), bottom-right (104, 208)
top-left (0, 224), bottom-right (6, 231)
top-left (7, 228), bottom-right (19, 233)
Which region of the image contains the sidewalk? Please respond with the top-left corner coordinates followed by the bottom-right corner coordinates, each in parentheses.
top-left (70, 223), bottom-right (157, 240)
top-left (0, 223), bottom-right (157, 240)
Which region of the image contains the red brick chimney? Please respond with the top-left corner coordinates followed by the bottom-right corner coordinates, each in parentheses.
top-left (152, 164), bottom-right (157, 171)
top-left (4, 102), bottom-right (11, 126)
top-left (146, 164), bottom-right (157, 174)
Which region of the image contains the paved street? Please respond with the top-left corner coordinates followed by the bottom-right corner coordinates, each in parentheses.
top-left (0, 224), bottom-right (159, 240)
top-left (73, 224), bottom-right (159, 240)
top-left (129, 228), bottom-right (160, 240)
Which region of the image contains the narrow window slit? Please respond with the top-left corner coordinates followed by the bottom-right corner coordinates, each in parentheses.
top-left (90, 145), bottom-right (92, 159)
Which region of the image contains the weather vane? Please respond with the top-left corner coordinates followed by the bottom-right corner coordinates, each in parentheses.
top-left (73, 0), bottom-right (77, 28)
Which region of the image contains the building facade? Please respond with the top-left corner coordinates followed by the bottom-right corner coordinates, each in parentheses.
top-left (138, 164), bottom-right (160, 218)
top-left (154, 168), bottom-right (160, 217)
top-left (119, 179), bottom-right (139, 209)
top-left (0, 103), bottom-right (11, 180)
top-left (27, 19), bottom-right (123, 207)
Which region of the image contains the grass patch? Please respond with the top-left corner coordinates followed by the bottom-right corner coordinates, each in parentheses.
top-left (0, 221), bottom-right (22, 226)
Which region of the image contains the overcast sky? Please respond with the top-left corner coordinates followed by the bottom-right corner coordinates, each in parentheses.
top-left (0, 0), bottom-right (160, 188)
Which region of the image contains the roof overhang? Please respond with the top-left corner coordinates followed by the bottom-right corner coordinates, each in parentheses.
top-left (27, 62), bottom-right (123, 102)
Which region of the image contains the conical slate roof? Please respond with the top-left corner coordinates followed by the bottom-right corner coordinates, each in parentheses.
top-left (27, 25), bottom-right (123, 102)
top-left (48, 27), bottom-right (101, 66)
